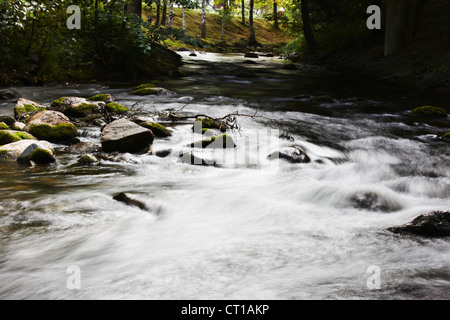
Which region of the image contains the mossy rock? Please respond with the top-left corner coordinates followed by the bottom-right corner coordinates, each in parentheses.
top-left (105, 103), bottom-right (129, 114)
top-left (64, 103), bottom-right (101, 118)
top-left (190, 134), bottom-right (236, 149)
top-left (441, 132), bottom-right (450, 140)
top-left (0, 122), bottom-right (9, 130)
top-left (0, 130), bottom-right (36, 146)
top-left (131, 88), bottom-right (158, 95)
top-left (14, 99), bottom-right (46, 119)
top-left (51, 97), bottom-right (67, 109)
top-left (193, 117), bottom-right (228, 132)
top-left (77, 154), bottom-right (99, 165)
top-left (411, 106), bottom-right (447, 118)
top-left (133, 83), bottom-right (157, 91)
top-left (140, 122), bottom-right (172, 137)
top-left (88, 94), bottom-right (113, 102)
top-left (30, 148), bottom-right (56, 164)
top-left (27, 123), bottom-right (78, 143)
top-left (0, 116), bottom-right (15, 127)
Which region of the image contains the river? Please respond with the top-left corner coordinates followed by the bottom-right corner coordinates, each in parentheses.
top-left (0, 52), bottom-right (449, 299)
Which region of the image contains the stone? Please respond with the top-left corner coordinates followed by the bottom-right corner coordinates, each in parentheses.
top-left (190, 134), bottom-right (236, 149)
top-left (0, 122), bottom-right (9, 130)
top-left (88, 94), bottom-right (113, 103)
top-left (0, 140), bottom-right (55, 164)
top-left (189, 52), bottom-right (197, 57)
top-left (244, 52), bottom-right (259, 58)
top-left (14, 98), bottom-right (46, 120)
top-left (12, 122), bottom-right (26, 131)
top-left (179, 151), bottom-right (215, 166)
top-left (193, 117), bottom-right (228, 133)
top-left (77, 154), bottom-right (99, 165)
top-left (387, 211), bottom-right (450, 238)
top-left (411, 106), bottom-right (447, 118)
top-left (349, 192), bottom-right (402, 212)
top-left (64, 142), bottom-right (101, 154)
top-left (24, 111), bottom-right (78, 143)
top-left (0, 130), bottom-right (36, 146)
top-left (268, 146), bottom-right (311, 164)
top-left (0, 90), bottom-right (19, 100)
top-left (0, 116), bottom-right (15, 127)
top-left (101, 119), bottom-right (154, 153)
top-left (139, 122), bottom-right (172, 138)
top-left (113, 192), bottom-right (149, 211)
top-left (105, 103), bottom-right (128, 114)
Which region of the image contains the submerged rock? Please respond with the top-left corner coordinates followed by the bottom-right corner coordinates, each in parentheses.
top-left (179, 151), bottom-right (215, 166)
top-left (65, 142), bottom-right (101, 154)
top-left (24, 111), bottom-right (78, 143)
top-left (88, 94), bottom-right (113, 103)
top-left (101, 119), bottom-right (154, 153)
top-left (131, 87), bottom-right (170, 96)
top-left (349, 192), bottom-right (402, 212)
top-left (268, 146), bottom-right (311, 164)
top-left (0, 90), bottom-right (19, 100)
top-left (105, 103), bottom-right (128, 114)
top-left (77, 154), bottom-right (99, 165)
top-left (387, 211), bottom-right (450, 238)
top-left (243, 60), bottom-right (257, 65)
top-left (193, 117), bottom-right (228, 132)
top-left (113, 192), bottom-right (149, 211)
top-left (189, 52), bottom-right (197, 57)
top-left (190, 134), bottom-right (236, 149)
top-left (244, 52), bottom-right (259, 58)
top-left (0, 140), bottom-right (55, 164)
top-left (0, 130), bottom-right (36, 146)
top-left (14, 98), bottom-right (46, 120)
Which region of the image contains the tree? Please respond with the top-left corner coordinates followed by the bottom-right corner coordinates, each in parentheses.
top-left (301, 0), bottom-right (316, 49)
top-left (161, 0), bottom-right (168, 26)
top-left (241, 0), bottom-right (245, 25)
top-left (201, 0), bottom-right (207, 38)
top-left (248, 0), bottom-right (257, 45)
top-left (126, 0), bottom-right (142, 18)
top-left (168, 1), bottom-right (174, 28)
top-left (273, 1), bottom-right (278, 29)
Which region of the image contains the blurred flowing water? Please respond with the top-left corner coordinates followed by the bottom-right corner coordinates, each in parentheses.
top-left (0, 52), bottom-right (449, 299)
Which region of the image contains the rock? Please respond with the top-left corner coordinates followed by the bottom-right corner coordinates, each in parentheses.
top-left (77, 154), bottom-right (99, 165)
top-left (0, 116), bottom-right (15, 127)
top-left (64, 142), bottom-right (101, 154)
top-left (387, 211), bottom-right (450, 238)
top-left (0, 90), bottom-right (19, 100)
top-left (133, 82), bottom-right (160, 91)
top-left (154, 149), bottom-right (172, 158)
top-left (268, 146), bottom-right (311, 164)
top-left (24, 111), bottom-right (78, 143)
top-left (193, 117), bottom-right (228, 133)
top-left (0, 122), bottom-right (9, 130)
top-left (440, 132), bottom-right (450, 140)
top-left (177, 47), bottom-right (190, 52)
top-left (14, 98), bottom-right (46, 120)
top-left (105, 103), bottom-right (128, 114)
top-left (51, 97), bottom-right (86, 111)
top-left (131, 87), bottom-right (170, 96)
top-left (243, 60), bottom-right (257, 64)
top-left (190, 134), bottom-right (236, 149)
top-left (139, 122), bottom-right (172, 138)
top-left (101, 119), bottom-right (154, 153)
top-left (411, 106), bottom-right (447, 118)
top-left (0, 140), bottom-right (55, 164)
top-left (189, 52), bottom-right (197, 57)
top-left (0, 130), bottom-right (36, 146)
top-left (262, 53), bottom-right (274, 57)
top-left (282, 63), bottom-right (297, 70)
top-left (50, 97), bottom-right (103, 118)
top-left (12, 122), bottom-right (26, 131)
top-left (64, 102), bottom-right (101, 118)
top-left (113, 192), bottom-right (149, 211)
top-left (88, 94), bottom-right (113, 103)
top-left (349, 192), bottom-right (402, 212)
top-left (179, 151), bottom-right (215, 166)
top-left (244, 52), bottom-right (259, 58)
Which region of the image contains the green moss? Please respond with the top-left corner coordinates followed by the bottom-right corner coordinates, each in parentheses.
top-left (0, 130), bottom-right (36, 146)
top-left (411, 106), bottom-right (447, 118)
top-left (105, 103), bottom-right (129, 114)
top-left (0, 116), bottom-right (15, 127)
top-left (442, 132), bottom-right (450, 139)
top-left (28, 123), bottom-right (78, 142)
top-left (14, 104), bottom-right (46, 118)
top-left (140, 122), bottom-right (171, 137)
top-left (0, 122), bottom-right (9, 130)
top-left (194, 117), bottom-right (219, 129)
top-left (77, 154), bottom-right (98, 165)
top-left (191, 134), bottom-right (236, 149)
top-left (88, 94), bottom-right (112, 102)
top-left (30, 148), bottom-right (55, 164)
top-left (133, 83), bottom-right (157, 91)
top-left (64, 103), bottom-right (100, 118)
top-left (51, 97), bottom-right (66, 108)
top-left (131, 88), bottom-right (158, 95)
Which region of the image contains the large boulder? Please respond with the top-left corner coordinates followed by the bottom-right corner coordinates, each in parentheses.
top-left (268, 146), bottom-right (311, 164)
top-left (14, 98), bottom-right (46, 120)
top-left (411, 106), bottom-right (447, 118)
top-left (0, 140), bottom-right (55, 164)
top-left (387, 211), bottom-right (450, 238)
top-left (24, 111), bottom-right (78, 143)
top-left (0, 130), bottom-right (36, 146)
top-left (101, 119), bottom-right (154, 153)
top-left (51, 96), bottom-right (103, 118)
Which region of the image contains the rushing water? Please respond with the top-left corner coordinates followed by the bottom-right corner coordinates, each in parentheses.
top-left (0, 53), bottom-right (449, 300)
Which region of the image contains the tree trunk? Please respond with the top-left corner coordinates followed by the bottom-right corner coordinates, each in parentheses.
top-left (156, 1), bottom-right (161, 26)
top-left (182, 6), bottom-right (186, 32)
top-left (301, 0), bottom-right (316, 49)
top-left (273, 1), bottom-right (278, 29)
top-left (161, 0), bottom-right (167, 26)
top-left (221, 1), bottom-right (226, 43)
top-left (384, 0), bottom-right (417, 55)
top-left (248, 0), bottom-right (257, 45)
top-left (201, 0), bottom-right (206, 39)
top-left (168, 2), bottom-right (174, 28)
top-left (125, 0), bottom-right (142, 18)
top-left (241, 0), bottom-right (245, 25)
